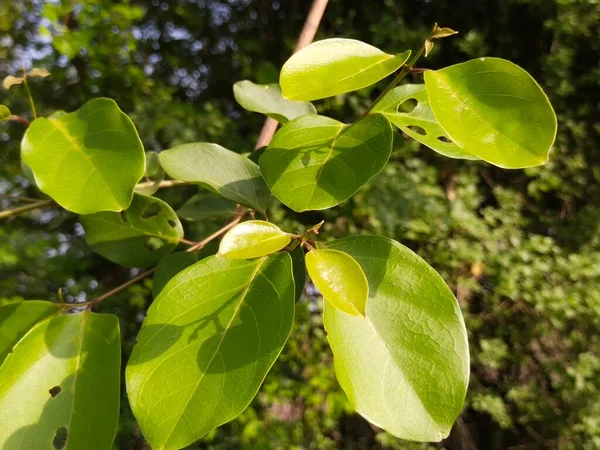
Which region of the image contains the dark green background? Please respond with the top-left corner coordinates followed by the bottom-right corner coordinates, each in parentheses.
top-left (1, 0), bottom-right (599, 448)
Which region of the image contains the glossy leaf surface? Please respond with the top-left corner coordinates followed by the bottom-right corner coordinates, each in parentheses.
top-left (373, 84), bottom-right (478, 160)
top-left (0, 312), bottom-right (121, 450)
top-left (233, 80), bottom-right (316, 123)
top-left (177, 193), bottom-right (237, 221)
top-left (218, 220), bottom-right (291, 259)
top-left (21, 98), bottom-right (145, 214)
top-left (127, 253), bottom-right (295, 450)
top-left (81, 194), bottom-right (183, 267)
top-left (306, 249), bottom-right (368, 316)
top-left (0, 300), bottom-right (58, 365)
top-left (260, 114), bottom-right (393, 211)
top-left (280, 38), bottom-right (410, 101)
top-left (159, 143), bottom-right (271, 212)
top-left (424, 58), bottom-right (557, 168)
top-left (324, 236), bottom-right (469, 441)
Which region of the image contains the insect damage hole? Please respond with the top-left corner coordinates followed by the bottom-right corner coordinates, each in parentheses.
top-left (143, 237), bottom-right (165, 252)
top-left (397, 98), bottom-right (417, 113)
top-left (119, 211), bottom-right (128, 223)
top-left (167, 219), bottom-right (177, 228)
top-left (52, 426), bottom-right (68, 449)
top-left (141, 203), bottom-right (161, 219)
top-left (437, 136), bottom-right (452, 143)
top-left (49, 386), bottom-right (62, 397)
top-left (407, 125), bottom-right (427, 136)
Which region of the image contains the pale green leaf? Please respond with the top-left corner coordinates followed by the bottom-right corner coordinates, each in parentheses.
top-left (0, 300), bottom-right (58, 365)
top-left (0, 105), bottom-right (10, 121)
top-left (81, 194), bottom-right (184, 267)
top-left (177, 193), bottom-right (237, 221)
top-left (306, 249), bottom-right (368, 316)
top-left (3, 76), bottom-right (24, 89)
top-left (159, 143), bottom-right (271, 212)
top-left (218, 220), bottom-right (291, 259)
top-left (0, 312), bottom-right (121, 450)
top-left (373, 84), bottom-right (479, 160)
top-left (27, 68), bottom-right (51, 78)
top-left (260, 114), bottom-right (393, 211)
top-left (233, 80), bottom-right (316, 123)
top-left (21, 98), bottom-right (146, 214)
top-left (281, 38), bottom-right (411, 101)
top-left (323, 235), bottom-right (469, 441)
top-left (127, 253), bottom-right (295, 450)
top-left (424, 58), bottom-right (557, 168)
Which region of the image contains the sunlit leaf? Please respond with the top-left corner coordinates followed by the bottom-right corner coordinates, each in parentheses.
top-left (21, 98), bottom-right (145, 214)
top-left (0, 312), bottom-right (121, 450)
top-left (323, 235), bottom-right (469, 442)
top-left (27, 68), bottom-right (51, 78)
top-left (373, 84), bottom-right (478, 160)
top-left (424, 58), bottom-right (557, 168)
top-left (233, 80), bottom-right (316, 123)
top-left (3, 76), bottom-right (24, 90)
top-left (159, 143), bottom-right (271, 212)
top-left (281, 38), bottom-right (411, 101)
top-left (127, 253), bottom-right (295, 449)
top-left (260, 114), bottom-right (393, 211)
top-left (218, 220), bottom-right (291, 259)
top-left (81, 194), bottom-right (183, 267)
top-left (0, 105), bottom-right (10, 121)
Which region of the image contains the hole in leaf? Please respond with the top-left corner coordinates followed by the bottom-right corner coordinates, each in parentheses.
top-left (119, 211), bottom-right (128, 223)
top-left (167, 219), bottom-right (177, 228)
top-left (397, 98), bottom-right (417, 113)
top-left (142, 203), bottom-right (161, 219)
top-left (49, 386), bottom-right (62, 397)
top-left (143, 237), bottom-right (165, 252)
top-left (53, 427), bottom-right (68, 449)
top-left (407, 125), bottom-right (427, 136)
top-left (437, 136), bottom-right (452, 143)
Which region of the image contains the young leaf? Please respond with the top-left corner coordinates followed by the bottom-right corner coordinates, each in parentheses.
top-left (0, 312), bottom-right (121, 450)
top-left (81, 194), bottom-right (184, 267)
top-left (0, 105), bottom-right (10, 121)
top-left (280, 38), bottom-right (411, 101)
top-left (218, 220), bottom-right (291, 259)
top-left (233, 80), bottom-right (317, 123)
top-left (260, 114), bottom-right (393, 211)
top-left (306, 249), bottom-right (368, 316)
top-left (323, 236), bottom-right (469, 442)
top-left (126, 253), bottom-right (295, 450)
top-left (176, 193), bottom-right (237, 221)
top-left (0, 300), bottom-right (58, 365)
top-left (27, 68), bottom-right (51, 78)
top-left (372, 84), bottom-right (479, 160)
top-left (159, 143), bottom-right (271, 212)
top-left (134, 151), bottom-right (165, 196)
top-left (21, 98), bottom-right (145, 214)
top-left (3, 76), bottom-right (24, 89)
top-left (424, 58), bottom-right (557, 168)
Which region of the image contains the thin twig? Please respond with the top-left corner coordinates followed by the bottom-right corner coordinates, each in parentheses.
top-left (22, 68), bottom-right (37, 120)
top-left (185, 212), bottom-right (243, 252)
top-left (254, 0), bottom-right (329, 149)
top-left (7, 115), bottom-right (31, 126)
top-left (0, 199), bottom-right (54, 219)
top-left (85, 268), bottom-right (157, 309)
top-left (0, 194), bottom-right (41, 202)
top-left (136, 179), bottom-right (190, 190)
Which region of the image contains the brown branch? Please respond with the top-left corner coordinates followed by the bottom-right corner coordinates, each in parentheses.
top-left (7, 115), bottom-right (31, 126)
top-left (185, 209), bottom-right (244, 252)
top-left (85, 268), bottom-right (157, 309)
top-left (0, 199), bottom-right (54, 219)
top-left (136, 179), bottom-right (190, 190)
top-left (254, 0), bottom-right (329, 149)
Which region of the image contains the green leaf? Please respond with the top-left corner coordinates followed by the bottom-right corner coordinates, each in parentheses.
top-left (3, 75), bottom-right (24, 89)
top-left (81, 194), bottom-right (184, 267)
top-left (127, 253), bottom-right (295, 449)
top-left (27, 68), bottom-right (51, 78)
top-left (424, 58), bottom-right (557, 168)
top-left (0, 312), bottom-right (121, 450)
top-left (373, 84), bottom-right (479, 160)
top-left (177, 193), bottom-right (237, 221)
top-left (233, 80), bottom-right (316, 123)
top-left (218, 220), bottom-right (291, 259)
top-left (159, 143), bottom-right (271, 212)
top-left (280, 38), bottom-right (411, 101)
top-left (21, 98), bottom-right (145, 214)
top-left (289, 246), bottom-right (306, 301)
top-left (306, 249), bottom-right (368, 316)
top-left (260, 114), bottom-right (393, 212)
top-left (323, 236), bottom-right (469, 441)
top-left (0, 104), bottom-right (10, 121)
top-left (134, 151), bottom-right (165, 196)
top-left (0, 300), bottom-right (58, 365)
top-left (152, 252), bottom-right (199, 298)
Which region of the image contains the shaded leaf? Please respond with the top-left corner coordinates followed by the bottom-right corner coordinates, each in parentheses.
top-left (134, 152), bottom-right (165, 196)
top-left (177, 193), bottom-right (237, 221)
top-left (290, 246), bottom-right (306, 301)
top-left (81, 194), bottom-right (183, 267)
top-left (424, 58), bottom-right (557, 168)
top-left (324, 235), bottom-right (469, 441)
top-left (0, 105), bottom-right (10, 121)
top-left (21, 98), bottom-right (145, 214)
top-left (260, 114), bottom-right (393, 211)
top-left (233, 80), bottom-right (316, 123)
top-left (127, 253), bottom-right (295, 449)
top-left (159, 143), bottom-right (271, 212)
top-left (281, 38), bottom-right (411, 101)
top-left (218, 220), bottom-right (291, 259)
top-left (0, 312), bottom-right (121, 450)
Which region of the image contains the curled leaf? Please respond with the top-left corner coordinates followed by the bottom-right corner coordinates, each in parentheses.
top-left (218, 220), bottom-right (291, 259)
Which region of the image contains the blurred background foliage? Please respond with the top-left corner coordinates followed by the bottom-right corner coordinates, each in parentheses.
top-left (1, 0), bottom-right (599, 448)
